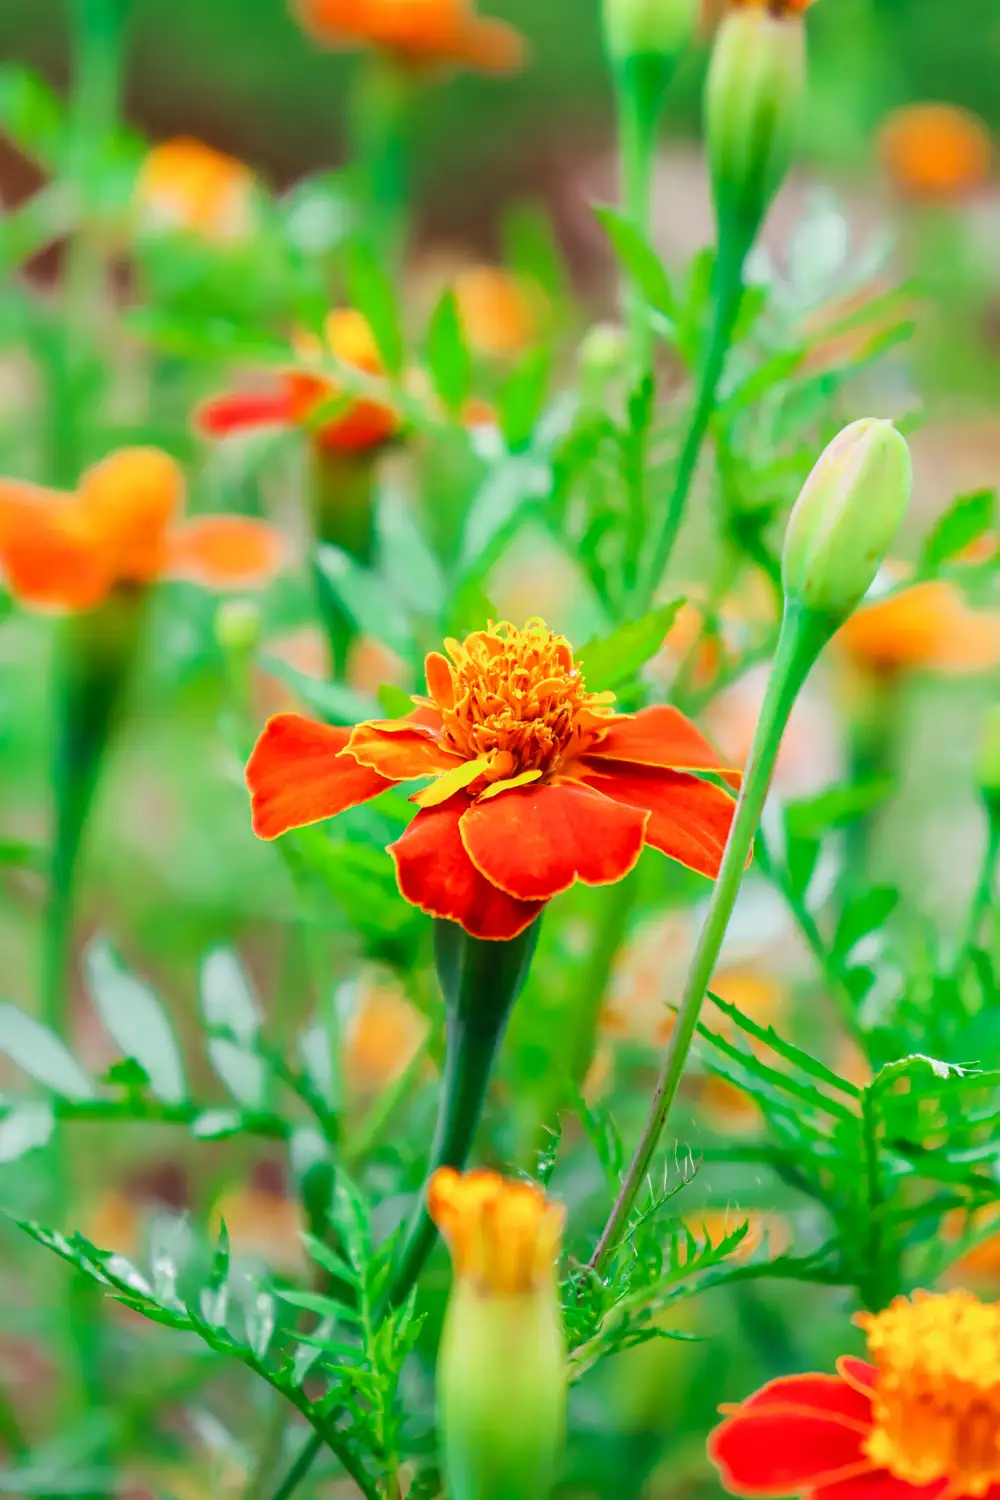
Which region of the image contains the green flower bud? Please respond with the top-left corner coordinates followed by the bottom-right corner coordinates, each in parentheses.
top-left (430, 1168), bottom-right (566, 1500)
top-left (782, 419), bottom-right (913, 628)
top-left (578, 321), bottom-right (629, 402)
top-left (604, 0), bottom-right (698, 61)
top-left (706, 5), bottom-right (807, 250)
top-left (214, 598), bottom-right (262, 656)
top-left (977, 703), bottom-right (1000, 811)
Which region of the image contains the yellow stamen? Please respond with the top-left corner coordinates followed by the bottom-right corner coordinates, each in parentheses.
top-left (858, 1290), bottom-right (1000, 1495)
top-left (428, 1168), bottom-right (564, 1297)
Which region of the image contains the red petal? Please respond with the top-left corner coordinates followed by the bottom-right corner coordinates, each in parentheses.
top-left (812, 1474), bottom-right (947, 1500)
top-left (709, 1408), bottom-right (871, 1497)
top-left (574, 760), bottom-right (737, 881)
top-left (346, 719), bottom-right (461, 779)
top-left (389, 800), bottom-right (543, 940)
top-left (738, 1374), bottom-right (873, 1426)
top-left (836, 1359), bottom-right (878, 1398)
top-left (459, 782), bottom-right (648, 902)
top-left (589, 704), bottom-right (742, 789)
top-left (246, 713), bottom-right (392, 840)
top-left (195, 389), bottom-right (296, 438)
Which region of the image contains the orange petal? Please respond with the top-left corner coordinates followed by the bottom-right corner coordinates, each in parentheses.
top-left (78, 447), bottom-right (185, 584)
top-left (588, 704), bottom-right (742, 790)
top-left (195, 388), bottom-right (297, 439)
top-left (346, 718), bottom-right (459, 780)
top-left (165, 515), bottom-right (287, 590)
top-left (246, 713), bottom-right (393, 840)
top-left (455, 15), bottom-right (528, 75)
top-left (389, 799), bottom-right (543, 941)
top-left (575, 760), bottom-right (738, 882)
top-left (459, 782), bottom-right (648, 903)
top-left (837, 581), bottom-right (1000, 675)
top-left (0, 480), bottom-right (111, 610)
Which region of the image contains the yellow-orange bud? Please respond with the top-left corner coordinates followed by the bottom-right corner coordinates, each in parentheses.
top-left (429, 1169), bottom-right (566, 1500)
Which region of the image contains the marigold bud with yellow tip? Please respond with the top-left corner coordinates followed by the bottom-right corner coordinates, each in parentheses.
top-left (782, 419), bottom-right (913, 628)
top-left (429, 1168), bottom-right (566, 1500)
top-left (706, 1), bottom-right (808, 250)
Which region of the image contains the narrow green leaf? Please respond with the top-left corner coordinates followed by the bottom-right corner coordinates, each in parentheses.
top-left (314, 546), bottom-right (414, 656)
top-left (593, 204), bottom-right (676, 319)
top-left (785, 778), bottom-right (893, 840)
top-left (376, 486), bottom-right (446, 617)
top-left (503, 203), bottom-right (566, 302)
top-left (258, 657), bottom-right (379, 726)
top-left (498, 347), bottom-right (551, 452)
top-left (84, 940), bottom-right (187, 1105)
top-left (697, 1020), bottom-right (858, 1120)
top-left (705, 993), bottom-right (862, 1097)
top-left (0, 1003), bottom-right (95, 1100)
top-left (206, 1038), bottom-right (267, 1109)
top-left (921, 488), bottom-right (996, 570)
top-left (0, 1102), bottom-right (54, 1162)
top-left (426, 290), bottom-right (472, 414)
top-left (834, 887), bottom-right (898, 960)
top-left (346, 242), bottom-right (404, 375)
top-left (576, 601), bottom-right (683, 692)
top-left (200, 949), bottom-right (261, 1045)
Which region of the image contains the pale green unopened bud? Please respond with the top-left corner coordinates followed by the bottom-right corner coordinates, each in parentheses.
top-left (604, 0), bottom-right (698, 61)
top-left (578, 321), bottom-right (629, 403)
top-left (782, 419), bottom-right (913, 627)
top-left (706, 7), bottom-right (806, 250)
top-left (214, 598), bottom-right (261, 656)
top-left (430, 1168), bottom-right (566, 1500)
top-left (977, 704), bottom-right (1000, 811)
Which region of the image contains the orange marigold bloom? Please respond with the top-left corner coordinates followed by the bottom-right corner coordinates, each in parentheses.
top-left (879, 104), bottom-right (993, 201)
top-left (135, 137), bottom-right (256, 243)
top-left (197, 309), bottom-right (399, 457)
top-left (428, 1167), bottom-right (563, 1294)
top-left (837, 575), bottom-right (1000, 677)
top-left (0, 449), bottom-right (284, 611)
top-left (710, 1289), bottom-right (1000, 1500)
top-left (292, 0), bottom-right (526, 75)
top-left (246, 619), bottom-right (741, 941)
top-left (453, 267), bottom-right (538, 359)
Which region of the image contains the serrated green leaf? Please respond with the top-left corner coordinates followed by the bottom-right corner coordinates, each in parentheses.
top-left (697, 1021), bottom-right (857, 1120)
top-left (576, 601), bottom-right (683, 692)
top-left (705, 993), bottom-right (862, 1097)
top-left (84, 940), bottom-right (186, 1105)
top-left (426, 290), bottom-right (472, 414)
top-left (921, 488), bottom-right (996, 570)
top-left (0, 1004), bottom-right (95, 1100)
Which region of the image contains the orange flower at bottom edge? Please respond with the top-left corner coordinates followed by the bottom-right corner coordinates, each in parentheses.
top-left (196, 309), bottom-right (399, 457)
top-left (0, 448), bottom-right (284, 610)
top-left (245, 620), bottom-right (743, 941)
top-left (135, 137), bottom-right (256, 243)
top-left (879, 104), bottom-right (993, 202)
top-left (292, 0), bottom-right (526, 75)
top-left (709, 1289), bottom-right (1000, 1500)
top-left (837, 577), bottom-right (1000, 677)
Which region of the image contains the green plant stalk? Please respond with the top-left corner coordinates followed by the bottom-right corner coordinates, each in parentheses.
top-left (635, 227), bottom-right (750, 611)
top-left (351, 51), bottom-right (414, 265)
top-left (616, 55), bottom-right (666, 375)
top-left (586, 604), bottom-right (828, 1278)
top-left (311, 448), bottom-right (379, 678)
top-left (956, 806), bottom-right (1000, 971)
top-left (266, 919), bottom-right (541, 1500)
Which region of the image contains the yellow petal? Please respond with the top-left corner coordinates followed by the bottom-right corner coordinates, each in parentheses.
top-left (477, 769), bottom-right (543, 801)
top-left (411, 757), bottom-right (489, 809)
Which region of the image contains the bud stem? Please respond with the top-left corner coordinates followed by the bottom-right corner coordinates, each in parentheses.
top-left (615, 54), bottom-right (674, 372)
top-left (585, 602), bottom-right (827, 1278)
top-left (634, 227), bottom-right (749, 610)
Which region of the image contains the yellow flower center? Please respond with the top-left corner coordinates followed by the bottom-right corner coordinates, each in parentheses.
top-left (858, 1291), bottom-right (1000, 1495)
top-left (422, 620), bottom-right (614, 791)
top-left (428, 1168), bottom-right (564, 1297)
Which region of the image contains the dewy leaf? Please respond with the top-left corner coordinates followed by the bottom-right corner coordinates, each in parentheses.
top-left (576, 602), bottom-right (683, 692)
top-left (0, 1003), bottom-right (95, 1100)
top-left (427, 289), bottom-right (472, 415)
top-left (200, 950), bottom-right (261, 1047)
top-left (84, 940), bottom-right (187, 1106)
top-left (921, 488), bottom-right (995, 571)
top-left (593, 204), bottom-right (676, 321)
top-left (0, 1101), bottom-right (55, 1162)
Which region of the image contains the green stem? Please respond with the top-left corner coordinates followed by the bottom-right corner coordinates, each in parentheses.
top-left (634, 232), bottom-right (749, 611)
top-left (956, 810), bottom-right (1000, 972)
top-left (310, 449), bottom-right (378, 678)
top-left (618, 68), bottom-right (658, 374)
top-left (350, 51), bottom-right (413, 265)
top-left (585, 606), bottom-right (827, 1278)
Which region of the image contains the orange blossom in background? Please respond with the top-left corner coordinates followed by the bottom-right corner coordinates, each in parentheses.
top-left (292, 0), bottom-right (526, 75)
top-left (246, 619), bottom-right (741, 941)
top-left (710, 1288), bottom-right (1000, 1500)
top-left (134, 137), bottom-right (256, 243)
top-left (879, 104), bottom-right (993, 202)
top-left (0, 448), bottom-right (284, 611)
top-left (837, 572), bottom-right (1000, 677)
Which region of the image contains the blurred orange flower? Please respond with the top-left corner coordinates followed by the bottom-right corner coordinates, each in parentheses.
top-left (211, 1181), bottom-right (306, 1275)
top-left (197, 309), bottom-right (400, 457)
top-left (837, 574), bottom-right (1000, 677)
top-left (344, 973), bottom-right (429, 1095)
top-left (453, 267), bottom-right (539, 358)
top-left (0, 449), bottom-right (284, 611)
top-left (135, 137), bottom-right (256, 243)
top-left (292, 0), bottom-right (526, 74)
top-left (879, 103), bottom-right (993, 201)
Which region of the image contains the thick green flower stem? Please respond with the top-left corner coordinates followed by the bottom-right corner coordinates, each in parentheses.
top-left (586, 605), bottom-right (830, 1279)
top-left (350, 52), bottom-right (414, 265)
top-left (635, 226), bottom-right (750, 612)
top-left (310, 449), bottom-right (378, 677)
top-left (616, 54), bottom-right (673, 374)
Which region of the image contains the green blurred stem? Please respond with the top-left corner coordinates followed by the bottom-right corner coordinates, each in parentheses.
top-left (957, 810), bottom-right (1000, 972)
top-left (567, 870), bottom-right (639, 1089)
top-left (585, 605), bottom-right (828, 1278)
top-left (635, 229), bottom-right (749, 611)
top-left (351, 52), bottom-right (414, 263)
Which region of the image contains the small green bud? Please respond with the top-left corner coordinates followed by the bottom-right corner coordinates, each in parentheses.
top-left (782, 419), bottom-right (913, 627)
top-left (977, 704), bottom-right (1000, 810)
top-left (706, 7), bottom-right (806, 250)
top-left (578, 321), bottom-right (629, 400)
top-left (214, 598), bottom-right (262, 656)
top-left (430, 1168), bottom-right (566, 1500)
top-left (604, 0), bottom-right (698, 61)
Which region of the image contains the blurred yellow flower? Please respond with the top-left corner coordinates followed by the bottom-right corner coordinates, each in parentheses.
top-left (879, 103), bottom-right (993, 201)
top-left (135, 137), bottom-right (256, 242)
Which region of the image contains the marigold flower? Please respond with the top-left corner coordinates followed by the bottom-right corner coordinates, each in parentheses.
top-left (0, 449), bottom-right (284, 611)
top-left (837, 575), bottom-right (1000, 677)
top-left (879, 104), bottom-right (993, 202)
top-left (453, 266), bottom-right (539, 358)
top-left (344, 973), bottom-right (429, 1095)
top-left (429, 1166), bottom-right (564, 1295)
top-left (245, 619), bottom-right (741, 941)
top-left (135, 137), bottom-right (256, 243)
top-left (197, 309), bottom-right (399, 457)
top-left (709, 1288), bottom-right (1000, 1500)
top-left (292, 0), bottom-right (526, 74)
